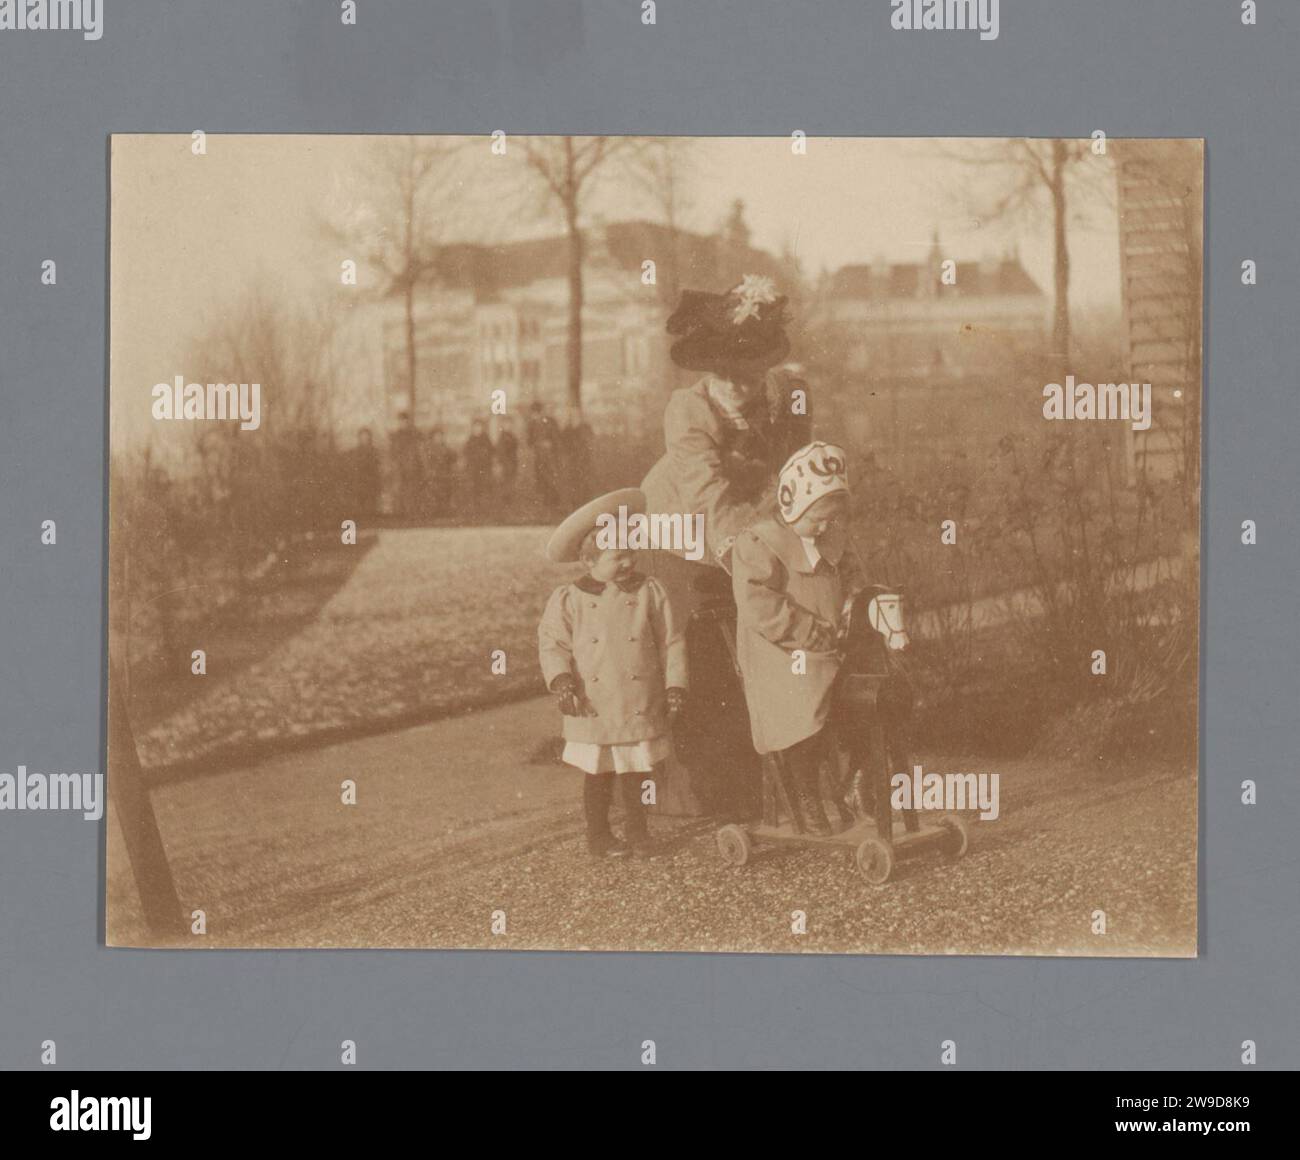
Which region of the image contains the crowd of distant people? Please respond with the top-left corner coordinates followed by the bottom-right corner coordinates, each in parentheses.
top-left (349, 402), bottom-right (595, 524)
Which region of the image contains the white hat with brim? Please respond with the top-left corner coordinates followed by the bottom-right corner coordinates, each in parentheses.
top-left (545, 487), bottom-right (647, 564)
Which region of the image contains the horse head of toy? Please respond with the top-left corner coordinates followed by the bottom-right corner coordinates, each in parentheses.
top-left (842, 585), bottom-right (910, 668)
top-left (866, 587), bottom-right (909, 652)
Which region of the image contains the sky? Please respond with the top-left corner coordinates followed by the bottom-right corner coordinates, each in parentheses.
top-left (110, 134), bottom-right (1126, 446)
top-left (691, 136), bottom-right (1119, 285)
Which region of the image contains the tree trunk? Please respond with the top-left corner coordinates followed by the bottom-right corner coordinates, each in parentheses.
top-left (564, 137), bottom-right (584, 414)
top-left (402, 147), bottom-right (418, 429)
top-left (404, 278), bottom-right (418, 428)
top-left (566, 208), bottom-right (584, 413)
top-left (662, 152), bottom-right (682, 309)
top-left (1050, 140), bottom-right (1071, 376)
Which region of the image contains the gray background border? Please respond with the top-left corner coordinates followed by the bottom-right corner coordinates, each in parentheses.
top-left (2, 0), bottom-right (1297, 1069)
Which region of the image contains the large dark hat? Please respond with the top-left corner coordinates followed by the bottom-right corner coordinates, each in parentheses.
top-left (666, 276), bottom-right (790, 371)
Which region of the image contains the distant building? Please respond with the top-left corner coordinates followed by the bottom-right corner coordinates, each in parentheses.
top-left (377, 220), bottom-right (788, 443)
top-left (821, 234), bottom-right (1050, 377)
top-left (814, 235), bottom-right (1051, 469)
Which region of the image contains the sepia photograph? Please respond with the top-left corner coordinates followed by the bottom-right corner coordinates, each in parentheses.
top-left (106, 133), bottom-right (1202, 955)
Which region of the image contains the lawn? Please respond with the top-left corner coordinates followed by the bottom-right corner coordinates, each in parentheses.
top-left (136, 527), bottom-right (572, 773)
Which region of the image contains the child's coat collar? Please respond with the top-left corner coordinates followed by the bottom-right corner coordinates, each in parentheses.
top-left (573, 571), bottom-right (648, 595)
top-left (749, 518), bottom-right (845, 575)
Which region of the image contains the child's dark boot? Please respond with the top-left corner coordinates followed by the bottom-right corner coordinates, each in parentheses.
top-left (619, 771), bottom-right (655, 857)
top-left (800, 774), bottom-right (833, 836)
top-left (584, 772), bottom-right (629, 857)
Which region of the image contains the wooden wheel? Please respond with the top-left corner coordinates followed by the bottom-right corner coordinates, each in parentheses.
top-left (937, 813), bottom-right (969, 859)
top-left (716, 824), bottom-right (752, 867)
top-left (855, 837), bottom-right (894, 885)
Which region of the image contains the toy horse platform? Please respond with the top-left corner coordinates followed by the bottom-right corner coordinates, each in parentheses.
top-left (711, 585), bottom-right (970, 885)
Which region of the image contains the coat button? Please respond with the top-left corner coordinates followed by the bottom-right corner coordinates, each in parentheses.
top-left (591, 637), bottom-right (599, 643)
top-left (630, 673), bottom-right (639, 680)
top-left (627, 635), bottom-right (636, 641)
top-left (591, 676), bottom-right (599, 683)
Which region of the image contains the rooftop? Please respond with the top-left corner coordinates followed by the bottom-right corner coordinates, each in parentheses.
top-left (422, 220), bottom-right (786, 301)
top-left (830, 257), bottom-right (1044, 299)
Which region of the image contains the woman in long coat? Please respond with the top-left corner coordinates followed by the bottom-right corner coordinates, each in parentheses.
top-left (640, 276), bottom-right (811, 819)
top-left (642, 277), bottom-right (809, 573)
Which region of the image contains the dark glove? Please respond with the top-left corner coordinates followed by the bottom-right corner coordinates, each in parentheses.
top-left (807, 619), bottom-right (837, 652)
top-left (550, 673), bottom-right (581, 717)
top-left (729, 454), bottom-right (772, 498)
top-left (666, 687), bottom-right (686, 717)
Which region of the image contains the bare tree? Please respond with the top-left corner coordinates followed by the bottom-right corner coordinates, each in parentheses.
top-left (212, 286), bottom-right (336, 430)
top-left (323, 136), bottom-right (468, 430)
top-left (629, 136), bottom-right (698, 308)
top-left (936, 138), bottom-right (1113, 374)
top-left (520, 136), bottom-right (631, 413)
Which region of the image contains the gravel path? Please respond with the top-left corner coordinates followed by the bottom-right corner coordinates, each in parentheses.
top-left (109, 695), bottom-right (1196, 957)
top-left (400, 758), bottom-right (1196, 958)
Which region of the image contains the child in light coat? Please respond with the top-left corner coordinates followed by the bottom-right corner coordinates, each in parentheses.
top-left (538, 488), bottom-right (688, 857)
top-left (731, 442), bottom-right (857, 835)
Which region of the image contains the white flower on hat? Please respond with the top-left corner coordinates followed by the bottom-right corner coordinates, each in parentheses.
top-left (730, 274), bottom-right (778, 325)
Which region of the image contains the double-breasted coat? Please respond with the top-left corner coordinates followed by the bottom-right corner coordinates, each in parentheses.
top-left (537, 572), bottom-right (688, 746)
top-left (731, 516), bottom-right (855, 755)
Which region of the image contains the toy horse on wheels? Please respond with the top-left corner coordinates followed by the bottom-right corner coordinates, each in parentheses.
top-left (713, 585), bottom-right (969, 886)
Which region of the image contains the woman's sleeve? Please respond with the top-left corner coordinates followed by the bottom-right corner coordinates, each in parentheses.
top-left (664, 394), bottom-right (762, 558)
top-left (731, 532), bottom-right (824, 652)
top-left (537, 586), bottom-right (575, 689)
